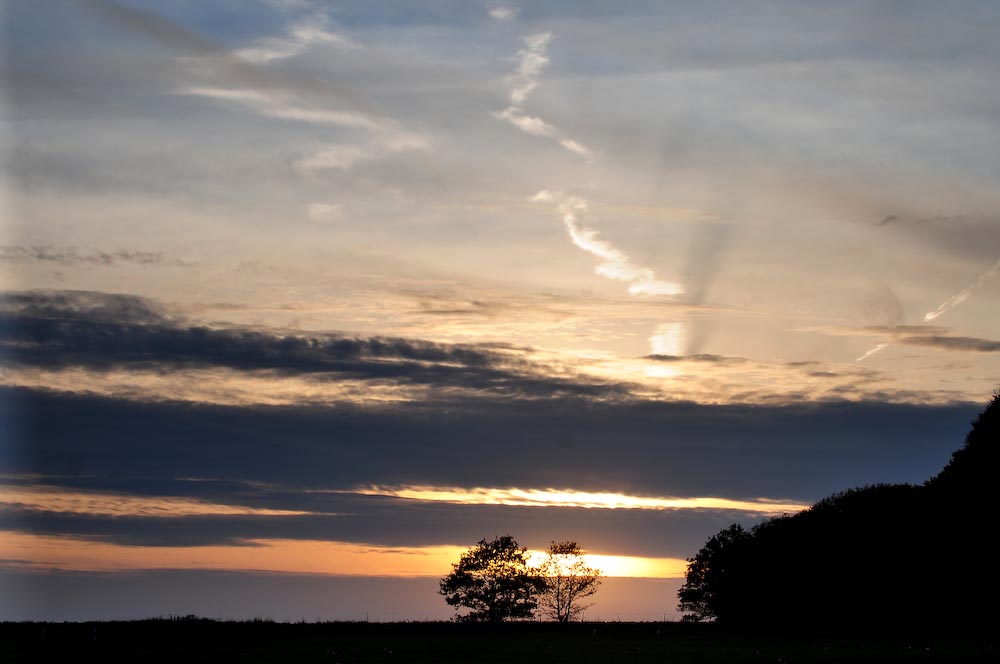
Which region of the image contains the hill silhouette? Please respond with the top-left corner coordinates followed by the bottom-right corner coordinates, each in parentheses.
top-left (679, 394), bottom-right (1000, 630)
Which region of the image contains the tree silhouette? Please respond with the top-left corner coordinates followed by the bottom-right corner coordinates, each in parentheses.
top-left (677, 524), bottom-right (751, 622)
top-left (677, 393), bottom-right (1000, 630)
top-left (439, 535), bottom-right (546, 622)
top-left (536, 541), bottom-right (602, 623)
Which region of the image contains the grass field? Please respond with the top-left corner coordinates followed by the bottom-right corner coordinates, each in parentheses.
top-left (2, 620), bottom-right (997, 663)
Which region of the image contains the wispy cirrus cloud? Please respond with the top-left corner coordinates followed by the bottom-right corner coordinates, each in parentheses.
top-left (506, 32), bottom-right (551, 105)
top-left (76, 1), bottom-right (427, 173)
top-left (494, 107), bottom-right (591, 156)
top-left (494, 33), bottom-right (591, 157)
top-left (177, 60), bottom-right (429, 174)
top-left (235, 13), bottom-right (356, 64)
top-left (488, 4), bottom-right (519, 22)
top-left (177, 86), bottom-right (385, 130)
top-left (532, 191), bottom-right (683, 296)
top-left (294, 132), bottom-right (429, 173)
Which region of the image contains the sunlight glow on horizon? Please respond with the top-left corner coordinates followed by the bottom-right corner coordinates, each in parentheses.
top-left (525, 549), bottom-right (687, 578)
top-left (0, 533), bottom-right (688, 578)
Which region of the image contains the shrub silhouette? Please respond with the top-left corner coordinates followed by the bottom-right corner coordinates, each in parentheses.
top-left (679, 394), bottom-right (1000, 629)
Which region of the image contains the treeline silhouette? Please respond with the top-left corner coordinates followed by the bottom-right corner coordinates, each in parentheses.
top-left (679, 394), bottom-right (1000, 630)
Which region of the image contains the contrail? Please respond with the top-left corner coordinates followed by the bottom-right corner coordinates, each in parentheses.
top-left (532, 191), bottom-right (683, 296)
top-left (924, 257), bottom-right (1000, 322)
top-left (855, 343), bottom-right (888, 362)
top-left (859, 256), bottom-right (1000, 362)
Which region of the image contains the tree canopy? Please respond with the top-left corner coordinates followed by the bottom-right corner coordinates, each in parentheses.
top-left (677, 524), bottom-right (751, 623)
top-left (438, 535), bottom-right (546, 622)
top-left (536, 541), bottom-right (602, 623)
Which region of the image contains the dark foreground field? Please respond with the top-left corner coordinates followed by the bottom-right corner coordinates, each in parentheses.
top-left (2, 620), bottom-right (997, 663)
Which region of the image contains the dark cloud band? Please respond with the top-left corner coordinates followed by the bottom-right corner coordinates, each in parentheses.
top-left (0, 290), bottom-right (628, 400)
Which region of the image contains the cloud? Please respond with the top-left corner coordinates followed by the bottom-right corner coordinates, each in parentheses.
top-left (488, 5), bottom-right (519, 22)
top-left (306, 203), bottom-right (344, 223)
top-left (0, 290), bottom-right (171, 325)
top-left (348, 485), bottom-right (806, 515)
top-left (177, 86), bottom-right (385, 130)
top-left (649, 322), bottom-right (685, 356)
top-left (494, 106), bottom-right (556, 137)
top-left (0, 386), bottom-right (980, 514)
top-left (75, 0), bottom-right (427, 174)
top-left (492, 108), bottom-right (593, 158)
top-left (0, 290), bottom-right (629, 401)
top-left (494, 33), bottom-right (591, 157)
top-left (532, 191), bottom-right (683, 296)
top-left (73, 0), bottom-right (356, 102)
top-left (235, 14), bottom-right (356, 64)
top-left (0, 475), bottom-right (773, 559)
top-left (294, 132), bottom-right (429, 173)
top-left (645, 353), bottom-right (748, 365)
top-left (0, 246), bottom-right (186, 267)
top-left (898, 335), bottom-right (1000, 353)
top-left (295, 146), bottom-right (370, 171)
top-left (0, 496), bottom-right (778, 559)
top-left (819, 322), bottom-right (1000, 358)
top-left (505, 32), bottom-right (552, 105)
top-left (558, 138), bottom-right (591, 157)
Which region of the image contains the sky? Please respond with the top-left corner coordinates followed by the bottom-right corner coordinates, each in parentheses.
top-left (1, 0), bottom-right (999, 621)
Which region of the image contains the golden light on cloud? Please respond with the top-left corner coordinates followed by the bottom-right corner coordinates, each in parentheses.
top-left (348, 485), bottom-right (808, 515)
top-left (0, 487), bottom-right (309, 518)
top-left (0, 533), bottom-right (687, 578)
top-left (0, 366), bottom-right (425, 408)
top-left (649, 322), bottom-right (685, 356)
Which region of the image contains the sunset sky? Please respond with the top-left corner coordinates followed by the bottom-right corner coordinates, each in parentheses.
top-left (2, 0), bottom-right (999, 621)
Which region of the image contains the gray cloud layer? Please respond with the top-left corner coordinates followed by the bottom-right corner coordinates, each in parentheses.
top-left (1, 385), bottom-right (975, 506)
top-left (0, 290), bottom-right (627, 400)
top-left (1, 246), bottom-right (184, 267)
top-left (1, 497), bottom-right (750, 558)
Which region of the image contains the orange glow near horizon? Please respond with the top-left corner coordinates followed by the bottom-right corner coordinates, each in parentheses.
top-left (0, 533), bottom-right (689, 579)
top-left (525, 550), bottom-right (687, 578)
